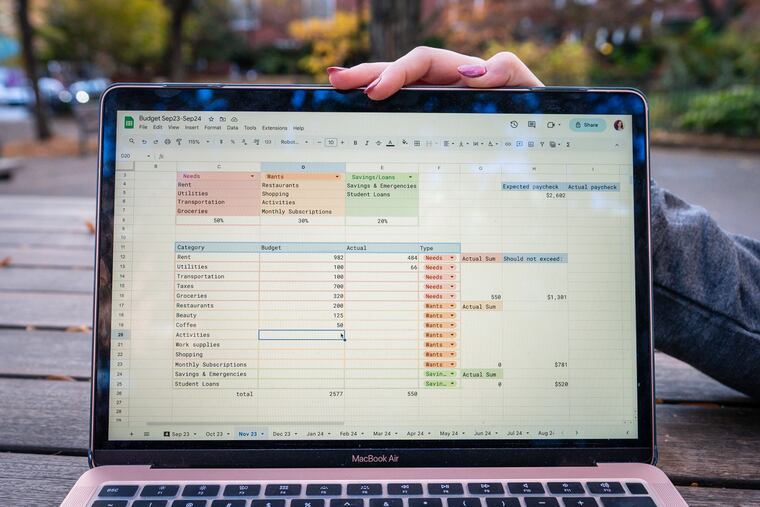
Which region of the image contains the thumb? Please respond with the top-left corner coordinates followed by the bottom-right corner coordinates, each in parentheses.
top-left (457, 52), bottom-right (543, 88)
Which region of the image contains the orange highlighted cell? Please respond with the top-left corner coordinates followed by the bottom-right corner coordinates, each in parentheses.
top-left (424, 264), bottom-right (457, 271)
top-left (424, 341), bottom-right (457, 348)
top-left (264, 172), bottom-right (343, 181)
top-left (425, 321), bottom-right (457, 329)
top-left (425, 351), bottom-right (457, 358)
top-left (424, 312), bottom-right (457, 319)
top-left (425, 302), bottom-right (457, 310)
top-left (461, 300), bottom-right (504, 311)
top-left (460, 253), bottom-right (501, 263)
top-left (425, 361), bottom-right (457, 368)
top-left (424, 332), bottom-right (457, 339)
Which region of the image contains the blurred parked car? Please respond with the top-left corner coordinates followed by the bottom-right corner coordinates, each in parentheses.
top-left (67, 78), bottom-right (110, 106)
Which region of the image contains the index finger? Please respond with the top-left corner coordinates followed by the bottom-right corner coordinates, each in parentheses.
top-left (328, 47), bottom-right (483, 98)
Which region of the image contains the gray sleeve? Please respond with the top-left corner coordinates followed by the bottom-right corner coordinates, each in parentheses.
top-left (650, 180), bottom-right (760, 399)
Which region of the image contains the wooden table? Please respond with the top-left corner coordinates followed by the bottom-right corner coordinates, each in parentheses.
top-left (0, 195), bottom-right (758, 506)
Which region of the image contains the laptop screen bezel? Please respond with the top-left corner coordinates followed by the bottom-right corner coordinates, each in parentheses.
top-left (91, 85), bottom-right (654, 467)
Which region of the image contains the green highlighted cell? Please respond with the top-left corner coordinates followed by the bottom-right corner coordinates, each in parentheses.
top-left (424, 369), bottom-right (457, 377)
top-left (460, 368), bottom-right (503, 379)
top-left (345, 173), bottom-right (418, 217)
top-left (424, 380), bottom-right (457, 388)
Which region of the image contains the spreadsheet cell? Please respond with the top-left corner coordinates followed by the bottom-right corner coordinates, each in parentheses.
top-left (108, 110), bottom-right (639, 442)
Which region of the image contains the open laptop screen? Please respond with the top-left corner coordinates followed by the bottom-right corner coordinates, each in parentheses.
top-left (106, 106), bottom-right (639, 444)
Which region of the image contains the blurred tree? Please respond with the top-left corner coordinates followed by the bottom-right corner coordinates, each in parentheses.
top-left (41, 0), bottom-right (168, 77)
top-left (289, 11), bottom-right (369, 81)
top-left (185, 0), bottom-right (246, 71)
top-left (164, 0), bottom-right (194, 81)
top-left (15, 0), bottom-right (50, 140)
top-left (484, 39), bottom-right (592, 85)
top-left (369, 0), bottom-right (421, 61)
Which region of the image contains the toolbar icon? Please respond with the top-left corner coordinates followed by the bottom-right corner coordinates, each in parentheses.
top-left (510, 120), bottom-right (518, 128)
top-left (528, 120), bottom-right (536, 128)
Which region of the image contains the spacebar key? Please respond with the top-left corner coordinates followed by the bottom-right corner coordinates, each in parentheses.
top-left (600, 497), bottom-right (657, 507)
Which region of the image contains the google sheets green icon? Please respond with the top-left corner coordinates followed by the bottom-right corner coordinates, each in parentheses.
top-left (124, 116), bottom-right (134, 129)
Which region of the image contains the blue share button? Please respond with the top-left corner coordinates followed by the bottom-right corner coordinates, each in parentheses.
top-left (570, 117), bottom-right (607, 132)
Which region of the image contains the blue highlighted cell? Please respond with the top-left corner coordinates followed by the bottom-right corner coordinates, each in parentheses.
top-left (502, 182), bottom-right (619, 192)
top-left (503, 253), bottom-right (568, 263)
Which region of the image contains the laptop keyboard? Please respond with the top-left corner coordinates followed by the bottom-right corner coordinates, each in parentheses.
top-left (92, 481), bottom-right (658, 507)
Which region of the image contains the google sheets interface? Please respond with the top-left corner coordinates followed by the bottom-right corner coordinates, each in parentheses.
top-left (109, 110), bottom-right (638, 441)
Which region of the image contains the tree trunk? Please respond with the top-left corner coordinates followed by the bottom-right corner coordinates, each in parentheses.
top-left (165, 0), bottom-right (193, 81)
top-left (369, 0), bottom-right (421, 62)
top-left (16, 0), bottom-right (51, 140)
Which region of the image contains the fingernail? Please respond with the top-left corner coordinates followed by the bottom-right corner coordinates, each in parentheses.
top-left (363, 75), bottom-right (382, 94)
top-left (326, 66), bottom-right (347, 75)
top-left (457, 64), bottom-right (487, 78)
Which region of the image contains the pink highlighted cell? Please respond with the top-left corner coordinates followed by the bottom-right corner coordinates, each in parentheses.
top-left (460, 253), bottom-right (500, 263)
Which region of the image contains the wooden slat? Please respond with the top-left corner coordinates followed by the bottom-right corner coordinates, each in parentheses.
top-left (0, 453), bottom-right (88, 506)
top-left (0, 231), bottom-right (94, 249)
top-left (1, 377), bottom-right (758, 486)
top-left (0, 293), bottom-right (91, 329)
top-left (654, 351), bottom-right (751, 404)
top-left (657, 405), bottom-right (760, 486)
top-left (0, 246), bottom-right (94, 268)
top-left (676, 486), bottom-right (760, 506)
top-left (0, 267), bottom-right (92, 293)
top-left (0, 196), bottom-right (94, 218)
top-left (0, 330), bottom-right (91, 378)
top-left (0, 379), bottom-right (89, 453)
top-left (0, 214), bottom-right (95, 233)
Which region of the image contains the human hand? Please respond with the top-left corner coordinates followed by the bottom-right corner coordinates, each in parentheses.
top-left (327, 46), bottom-right (543, 100)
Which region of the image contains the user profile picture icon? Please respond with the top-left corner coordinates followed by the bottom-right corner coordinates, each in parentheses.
top-left (614, 119), bottom-right (624, 131)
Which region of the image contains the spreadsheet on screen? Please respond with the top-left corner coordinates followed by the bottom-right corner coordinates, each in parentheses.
top-left (108, 111), bottom-right (638, 442)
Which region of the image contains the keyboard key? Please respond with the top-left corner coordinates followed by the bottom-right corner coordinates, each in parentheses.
top-left (507, 482), bottom-right (545, 495)
top-left (467, 483), bottom-right (504, 495)
top-left (562, 499), bottom-right (598, 507)
top-left (224, 484), bottom-right (261, 497)
top-left (524, 499), bottom-right (559, 507)
top-left (347, 484), bottom-right (382, 496)
top-left (92, 502), bottom-right (128, 507)
top-left (171, 501), bottom-right (207, 507)
top-left (388, 483), bottom-right (423, 495)
top-left (547, 482), bottom-right (584, 495)
top-left (252, 500), bottom-right (286, 507)
top-left (587, 483), bottom-right (624, 495)
top-left (599, 498), bottom-right (656, 507)
top-left (142, 485), bottom-right (180, 497)
top-left (331, 499), bottom-right (365, 507)
top-left (99, 485), bottom-right (139, 497)
top-left (133, 501), bottom-right (169, 507)
top-left (183, 485), bottom-right (220, 497)
top-left (370, 499), bottom-right (403, 507)
top-left (265, 484), bottom-right (303, 496)
top-left (625, 483), bottom-right (648, 495)
top-left (409, 499), bottom-right (443, 507)
top-left (447, 498), bottom-right (481, 507)
top-left (292, 500), bottom-right (326, 507)
top-left (428, 483), bottom-right (464, 495)
top-left (307, 484), bottom-right (342, 496)
top-left (484, 499), bottom-right (519, 507)
top-left (211, 501), bottom-right (247, 507)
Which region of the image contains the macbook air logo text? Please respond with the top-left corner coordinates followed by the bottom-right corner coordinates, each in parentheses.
top-left (351, 454), bottom-right (400, 463)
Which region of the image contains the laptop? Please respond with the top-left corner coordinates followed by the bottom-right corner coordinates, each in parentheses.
top-left (62, 85), bottom-right (686, 507)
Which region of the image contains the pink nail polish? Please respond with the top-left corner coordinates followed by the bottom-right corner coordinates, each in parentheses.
top-left (326, 66), bottom-right (347, 75)
top-left (363, 76), bottom-right (382, 94)
top-left (457, 64), bottom-right (487, 78)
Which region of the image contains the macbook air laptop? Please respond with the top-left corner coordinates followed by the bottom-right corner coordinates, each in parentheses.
top-left (62, 85), bottom-right (686, 507)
